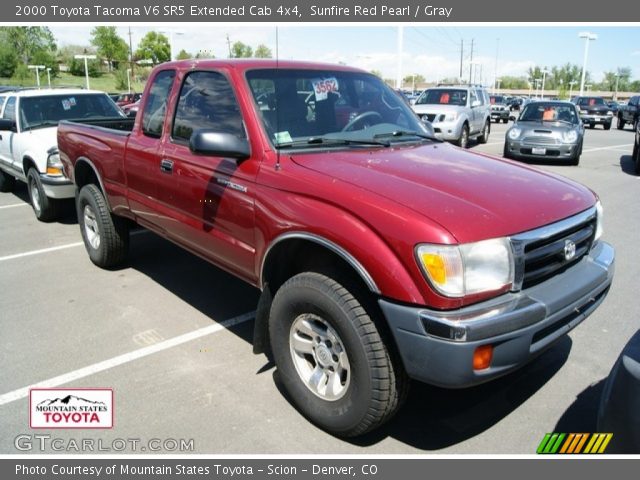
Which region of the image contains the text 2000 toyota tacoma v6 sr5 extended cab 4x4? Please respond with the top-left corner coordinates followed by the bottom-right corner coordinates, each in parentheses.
top-left (58, 60), bottom-right (615, 437)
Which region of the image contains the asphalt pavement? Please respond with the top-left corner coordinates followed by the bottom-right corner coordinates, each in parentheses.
top-left (1, 121), bottom-right (638, 454)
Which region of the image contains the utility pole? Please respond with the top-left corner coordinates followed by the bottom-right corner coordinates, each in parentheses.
top-left (459, 39), bottom-right (464, 80)
top-left (468, 38), bottom-right (474, 84)
top-left (226, 34), bottom-right (232, 58)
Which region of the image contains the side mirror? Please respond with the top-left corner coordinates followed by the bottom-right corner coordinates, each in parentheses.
top-left (0, 118), bottom-right (17, 132)
top-left (189, 130), bottom-right (250, 161)
top-left (471, 100), bottom-right (481, 108)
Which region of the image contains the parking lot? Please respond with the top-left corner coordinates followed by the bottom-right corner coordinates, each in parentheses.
top-left (0, 121), bottom-right (638, 454)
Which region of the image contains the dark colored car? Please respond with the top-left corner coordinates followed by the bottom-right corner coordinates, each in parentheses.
top-left (504, 101), bottom-right (584, 165)
top-left (572, 96), bottom-right (614, 130)
top-left (489, 95), bottom-right (510, 123)
top-left (617, 95), bottom-right (639, 131)
top-left (597, 329), bottom-right (640, 453)
top-left (632, 117), bottom-right (640, 175)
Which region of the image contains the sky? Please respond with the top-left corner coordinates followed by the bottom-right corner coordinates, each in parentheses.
top-left (49, 25), bottom-right (640, 86)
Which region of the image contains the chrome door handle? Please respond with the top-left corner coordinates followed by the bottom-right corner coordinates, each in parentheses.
top-left (160, 159), bottom-right (173, 173)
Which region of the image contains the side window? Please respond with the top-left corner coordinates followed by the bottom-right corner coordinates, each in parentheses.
top-left (631, 97), bottom-right (638, 107)
top-left (141, 70), bottom-right (175, 138)
top-left (469, 89), bottom-right (478, 106)
top-left (3, 97), bottom-right (16, 121)
top-left (172, 70), bottom-right (245, 142)
top-left (0, 97), bottom-right (6, 114)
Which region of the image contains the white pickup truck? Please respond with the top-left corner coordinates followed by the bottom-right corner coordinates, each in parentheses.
top-left (0, 88), bottom-right (125, 221)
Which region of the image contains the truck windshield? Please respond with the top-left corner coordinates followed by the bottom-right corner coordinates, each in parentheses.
top-left (415, 89), bottom-right (467, 106)
top-left (20, 94), bottom-right (124, 130)
top-left (246, 68), bottom-right (431, 148)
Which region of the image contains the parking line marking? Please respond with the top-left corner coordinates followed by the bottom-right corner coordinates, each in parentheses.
top-left (582, 143), bottom-right (633, 154)
top-left (0, 310), bottom-right (256, 407)
top-left (0, 203), bottom-right (29, 210)
top-left (0, 242), bottom-right (84, 262)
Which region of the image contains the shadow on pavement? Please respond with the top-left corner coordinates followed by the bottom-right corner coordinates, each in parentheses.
top-left (9, 182), bottom-right (77, 224)
top-left (553, 378), bottom-right (605, 433)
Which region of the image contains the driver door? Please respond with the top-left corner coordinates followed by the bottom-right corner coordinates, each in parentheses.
top-left (0, 96), bottom-right (18, 170)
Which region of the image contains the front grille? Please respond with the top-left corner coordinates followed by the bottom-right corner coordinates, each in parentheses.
top-left (523, 136), bottom-right (559, 145)
top-left (521, 217), bottom-right (596, 288)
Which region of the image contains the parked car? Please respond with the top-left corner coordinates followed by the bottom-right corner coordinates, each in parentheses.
top-left (412, 84), bottom-right (491, 148)
top-left (510, 97), bottom-right (524, 111)
top-left (122, 100), bottom-right (140, 117)
top-left (0, 88), bottom-right (126, 221)
top-left (58, 59), bottom-right (614, 437)
top-left (597, 329), bottom-right (640, 453)
top-left (606, 100), bottom-right (620, 115)
top-left (115, 92), bottom-right (141, 107)
top-left (572, 96), bottom-right (614, 130)
top-left (632, 116), bottom-right (640, 175)
top-left (616, 95), bottom-right (639, 131)
top-left (489, 95), bottom-right (510, 123)
top-left (504, 101), bottom-right (584, 165)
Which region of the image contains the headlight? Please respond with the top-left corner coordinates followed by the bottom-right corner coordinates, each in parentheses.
top-left (416, 238), bottom-right (514, 297)
top-left (607, 111), bottom-right (613, 116)
top-left (46, 150), bottom-right (63, 176)
top-left (507, 128), bottom-right (521, 140)
top-left (443, 113), bottom-right (458, 122)
top-left (580, 109), bottom-right (588, 115)
top-left (563, 130), bottom-right (579, 143)
top-left (595, 201), bottom-right (603, 242)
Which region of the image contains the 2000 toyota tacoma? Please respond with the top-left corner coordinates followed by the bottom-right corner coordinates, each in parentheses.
top-left (58, 60), bottom-right (615, 437)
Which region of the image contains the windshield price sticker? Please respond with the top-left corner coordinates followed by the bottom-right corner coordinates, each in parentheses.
top-left (61, 99), bottom-right (71, 111)
top-left (312, 77), bottom-right (339, 101)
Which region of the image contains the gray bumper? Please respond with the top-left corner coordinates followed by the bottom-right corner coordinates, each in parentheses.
top-left (505, 140), bottom-right (579, 160)
top-left (380, 241), bottom-right (615, 388)
top-left (40, 174), bottom-right (75, 199)
top-left (580, 114), bottom-right (612, 125)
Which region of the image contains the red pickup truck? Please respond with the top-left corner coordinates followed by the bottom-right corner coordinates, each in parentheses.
top-left (58, 60), bottom-right (615, 437)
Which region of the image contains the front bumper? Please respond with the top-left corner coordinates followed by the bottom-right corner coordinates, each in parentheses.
top-left (505, 139), bottom-right (579, 160)
top-left (580, 114), bottom-right (612, 125)
top-left (380, 241), bottom-right (614, 388)
top-left (431, 120), bottom-right (463, 141)
top-left (491, 110), bottom-right (509, 120)
top-left (40, 174), bottom-right (75, 199)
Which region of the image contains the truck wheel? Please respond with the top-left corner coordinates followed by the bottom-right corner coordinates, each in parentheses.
top-left (269, 272), bottom-right (408, 437)
top-left (503, 118), bottom-right (509, 124)
top-left (457, 124), bottom-right (469, 148)
top-left (477, 120), bottom-right (490, 144)
top-left (604, 122), bottom-right (611, 131)
top-left (0, 169), bottom-right (16, 192)
top-left (617, 116), bottom-right (625, 130)
top-left (77, 184), bottom-right (129, 268)
top-left (27, 169), bottom-right (60, 222)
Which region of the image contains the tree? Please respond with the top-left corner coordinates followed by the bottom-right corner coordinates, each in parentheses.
top-left (31, 50), bottom-right (58, 78)
top-left (230, 41), bottom-right (252, 58)
top-left (69, 58), bottom-right (102, 78)
top-left (91, 27), bottom-right (129, 71)
top-left (403, 74), bottom-right (425, 86)
top-left (135, 31), bottom-right (170, 64)
top-left (254, 44), bottom-right (272, 58)
top-left (176, 49), bottom-right (192, 60)
top-left (0, 42), bottom-right (18, 77)
top-left (0, 27), bottom-right (56, 64)
top-left (195, 49), bottom-right (215, 59)
top-left (498, 76), bottom-right (529, 89)
top-left (370, 70), bottom-right (383, 78)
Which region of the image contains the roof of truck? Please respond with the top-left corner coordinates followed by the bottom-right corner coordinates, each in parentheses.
top-left (160, 58), bottom-right (366, 73)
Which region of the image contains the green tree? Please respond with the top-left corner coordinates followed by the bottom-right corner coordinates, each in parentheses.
top-left (195, 49), bottom-right (215, 59)
top-left (135, 31), bottom-right (170, 64)
top-left (69, 57), bottom-right (102, 78)
top-left (0, 43), bottom-right (18, 77)
top-left (0, 27), bottom-right (56, 64)
top-left (31, 50), bottom-right (58, 78)
top-left (403, 74), bottom-right (425, 86)
top-left (12, 64), bottom-right (30, 83)
top-left (230, 41), bottom-right (252, 58)
top-left (176, 49), bottom-right (192, 60)
top-left (498, 76), bottom-right (529, 89)
top-left (91, 26), bottom-right (129, 71)
top-left (254, 44), bottom-right (272, 58)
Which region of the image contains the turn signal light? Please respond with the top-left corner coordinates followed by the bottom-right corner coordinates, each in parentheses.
top-left (473, 345), bottom-right (493, 370)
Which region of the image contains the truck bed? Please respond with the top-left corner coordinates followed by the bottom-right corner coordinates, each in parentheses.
top-left (59, 117), bottom-right (135, 135)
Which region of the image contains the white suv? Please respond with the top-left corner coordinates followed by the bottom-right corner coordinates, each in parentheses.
top-left (0, 88), bottom-right (124, 221)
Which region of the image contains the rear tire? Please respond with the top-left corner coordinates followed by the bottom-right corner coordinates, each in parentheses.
top-left (0, 169), bottom-right (16, 192)
top-left (27, 168), bottom-right (60, 222)
top-left (77, 184), bottom-right (129, 268)
top-left (617, 115), bottom-right (625, 130)
top-left (477, 120), bottom-right (490, 144)
top-left (604, 122), bottom-right (611, 131)
top-left (269, 272), bottom-right (408, 437)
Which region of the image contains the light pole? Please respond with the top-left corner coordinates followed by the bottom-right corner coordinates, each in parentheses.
top-left (541, 68), bottom-right (549, 100)
top-left (126, 68), bottom-right (131, 94)
top-left (27, 65), bottom-right (45, 87)
top-left (74, 54), bottom-right (97, 89)
top-left (528, 78), bottom-right (533, 98)
top-left (533, 78), bottom-right (541, 98)
top-left (569, 80), bottom-right (577, 99)
top-left (578, 32), bottom-right (597, 97)
top-left (46, 68), bottom-right (51, 88)
top-left (614, 73), bottom-right (620, 101)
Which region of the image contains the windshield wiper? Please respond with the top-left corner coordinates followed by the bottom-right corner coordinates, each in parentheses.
top-left (373, 130), bottom-right (442, 142)
top-left (277, 136), bottom-right (391, 149)
top-left (24, 120), bottom-right (59, 130)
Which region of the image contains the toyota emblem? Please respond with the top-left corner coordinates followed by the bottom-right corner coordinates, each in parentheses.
top-left (564, 239), bottom-right (576, 261)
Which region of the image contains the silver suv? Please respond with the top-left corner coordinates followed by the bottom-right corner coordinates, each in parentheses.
top-left (412, 84), bottom-right (491, 148)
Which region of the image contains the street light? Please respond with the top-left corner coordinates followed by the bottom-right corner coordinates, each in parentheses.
top-left (533, 78), bottom-right (541, 98)
top-left (569, 80), bottom-right (577, 99)
top-left (46, 68), bottom-right (51, 88)
top-left (578, 32), bottom-right (598, 97)
top-left (27, 65), bottom-right (45, 87)
top-left (541, 68), bottom-right (549, 100)
top-left (74, 54), bottom-right (97, 89)
top-left (126, 68), bottom-right (131, 94)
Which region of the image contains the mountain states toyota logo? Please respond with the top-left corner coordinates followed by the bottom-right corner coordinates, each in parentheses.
top-left (29, 389), bottom-right (113, 429)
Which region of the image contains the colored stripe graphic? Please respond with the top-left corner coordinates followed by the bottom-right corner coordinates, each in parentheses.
top-left (537, 433), bottom-right (613, 454)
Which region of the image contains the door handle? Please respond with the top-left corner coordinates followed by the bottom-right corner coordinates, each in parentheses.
top-left (160, 159), bottom-right (173, 173)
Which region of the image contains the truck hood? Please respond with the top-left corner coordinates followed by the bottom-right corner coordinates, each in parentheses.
top-left (290, 142), bottom-right (595, 243)
top-left (21, 127), bottom-right (58, 149)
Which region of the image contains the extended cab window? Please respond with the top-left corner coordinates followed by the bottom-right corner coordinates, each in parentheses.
top-left (172, 71), bottom-right (245, 142)
top-left (3, 97), bottom-right (16, 121)
top-left (141, 70), bottom-right (175, 138)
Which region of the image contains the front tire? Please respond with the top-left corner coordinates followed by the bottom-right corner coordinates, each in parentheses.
top-left (604, 122), bottom-right (611, 131)
top-left (617, 115), bottom-right (625, 130)
top-left (456, 123), bottom-right (470, 148)
top-left (477, 120), bottom-right (490, 144)
top-left (77, 184), bottom-right (129, 268)
top-left (0, 169), bottom-right (16, 192)
top-left (27, 168), bottom-right (60, 222)
top-left (269, 272), bottom-right (408, 437)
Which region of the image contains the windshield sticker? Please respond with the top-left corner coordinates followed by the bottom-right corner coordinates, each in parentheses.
top-left (274, 131), bottom-right (293, 144)
top-left (69, 97), bottom-right (77, 106)
top-left (311, 77), bottom-right (339, 101)
top-left (439, 93), bottom-right (450, 104)
top-left (61, 99), bottom-right (71, 111)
